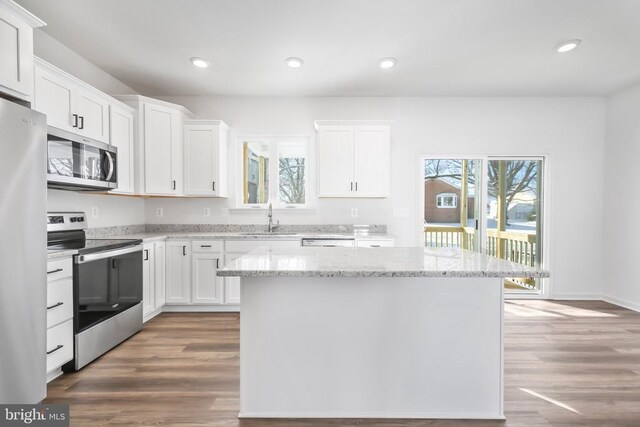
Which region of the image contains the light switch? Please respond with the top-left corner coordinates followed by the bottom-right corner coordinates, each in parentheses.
top-left (156, 208), bottom-right (164, 217)
top-left (91, 207), bottom-right (99, 218)
top-left (203, 208), bottom-right (211, 217)
top-left (394, 208), bottom-right (409, 217)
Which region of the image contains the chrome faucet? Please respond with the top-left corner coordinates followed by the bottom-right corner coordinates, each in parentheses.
top-left (267, 202), bottom-right (279, 233)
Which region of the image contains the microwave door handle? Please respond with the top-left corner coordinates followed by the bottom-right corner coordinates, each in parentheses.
top-left (105, 151), bottom-right (115, 181)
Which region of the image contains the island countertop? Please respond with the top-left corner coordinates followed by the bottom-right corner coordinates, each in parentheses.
top-left (218, 246), bottom-right (549, 278)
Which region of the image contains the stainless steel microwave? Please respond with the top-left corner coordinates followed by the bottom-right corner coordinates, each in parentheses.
top-left (47, 127), bottom-right (118, 191)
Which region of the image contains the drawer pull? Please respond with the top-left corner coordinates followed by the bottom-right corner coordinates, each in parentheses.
top-left (370, 245), bottom-right (381, 248)
top-left (46, 344), bottom-right (64, 355)
top-left (47, 301), bottom-right (64, 310)
top-left (200, 245), bottom-right (212, 248)
top-left (47, 268), bottom-right (63, 275)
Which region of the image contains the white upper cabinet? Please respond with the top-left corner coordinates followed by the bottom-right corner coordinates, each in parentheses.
top-left (316, 121), bottom-right (391, 198)
top-left (109, 104), bottom-right (135, 194)
top-left (183, 120), bottom-right (229, 197)
top-left (0, 0), bottom-right (44, 101)
top-left (34, 58), bottom-right (111, 143)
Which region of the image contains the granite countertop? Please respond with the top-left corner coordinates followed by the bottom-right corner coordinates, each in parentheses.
top-left (47, 248), bottom-right (78, 260)
top-left (102, 231), bottom-right (394, 242)
top-left (217, 246), bottom-right (550, 278)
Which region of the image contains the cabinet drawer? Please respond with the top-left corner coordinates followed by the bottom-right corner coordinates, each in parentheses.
top-left (191, 240), bottom-right (223, 253)
top-left (47, 278), bottom-right (73, 328)
top-left (46, 319), bottom-right (73, 373)
top-left (225, 239), bottom-right (301, 253)
top-left (356, 239), bottom-right (395, 248)
top-left (46, 258), bottom-right (72, 282)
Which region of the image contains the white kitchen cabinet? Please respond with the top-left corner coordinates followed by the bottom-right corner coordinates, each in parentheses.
top-left (34, 58), bottom-right (111, 143)
top-left (154, 242), bottom-right (166, 308)
top-left (144, 102), bottom-right (183, 195)
top-left (224, 253), bottom-right (242, 305)
top-left (355, 238), bottom-right (395, 248)
top-left (166, 241), bottom-right (191, 304)
top-left (109, 104), bottom-right (135, 194)
top-left (46, 256), bottom-right (73, 381)
top-left (183, 120), bottom-right (229, 197)
top-left (191, 252), bottom-right (224, 304)
top-left (0, 0), bottom-right (44, 101)
top-left (315, 121), bottom-right (391, 198)
top-left (142, 243), bottom-right (155, 317)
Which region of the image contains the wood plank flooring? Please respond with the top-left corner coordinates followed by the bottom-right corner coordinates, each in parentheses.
top-left (45, 300), bottom-right (640, 426)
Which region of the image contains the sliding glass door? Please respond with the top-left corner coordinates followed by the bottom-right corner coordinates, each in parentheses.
top-left (423, 156), bottom-right (545, 294)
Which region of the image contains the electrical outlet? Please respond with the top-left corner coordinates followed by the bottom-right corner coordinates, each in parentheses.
top-left (351, 208), bottom-right (358, 218)
top-left (203, 208), bottom-right (211, 217)
top-left (221, 208), bottom-right (230, 217)
top-left (91, 207), bottom-right (99, 218)
top-left (394, 207), bottom-right (409, 217)
top-left (156, 208), bottom-right (164, 217)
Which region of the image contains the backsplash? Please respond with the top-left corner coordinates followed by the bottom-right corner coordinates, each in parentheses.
top-left (86, 223), bottom-right (387, 237)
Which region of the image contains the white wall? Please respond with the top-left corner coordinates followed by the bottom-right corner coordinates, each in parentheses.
top-left (34, 30), bottom-right (143, 227)
top-left (146, 96), bottom-right (606, 298)
top-left (603, 84), bottom-right (640, 310)
top-left (47, 190), bottom-right (144, 228)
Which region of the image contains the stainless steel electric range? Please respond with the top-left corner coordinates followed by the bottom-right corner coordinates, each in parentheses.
top-left (47, 212), bottom-right (143, 370)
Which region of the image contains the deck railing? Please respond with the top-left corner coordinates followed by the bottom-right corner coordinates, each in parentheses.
top-left (424, 225), bottom-right (537, 267)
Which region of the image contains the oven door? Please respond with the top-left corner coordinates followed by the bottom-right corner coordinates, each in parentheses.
top-left (47, 127), bottom-right (118, 191)
top-left (74, 246), bottom-right (142, 332)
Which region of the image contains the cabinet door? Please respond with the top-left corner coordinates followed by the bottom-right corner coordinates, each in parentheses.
top-left (184, 125), bottom-right (217, 196)
top-left (109, 105), bottom-right (135, 194)
top-left (317, 126), bottom-right (354, 197)
top-left (154, 242), bottom-right (166, 308)
top-left (33, 65), bottom-right (76, 132)
top-left (0, 7), bottom-right (33, 100)
top-left (165, 241), bottom-right (190, 304)
top-left (191, 252), bottom-right (224, 304)
top-left (224, 253), bottom-right (242, 305)
top-left (353, 126), bottom-right (390, 197)
top-left (76, 88), bottom-right (110, 143)
top-left (144, 103), bottom-right (178, 195)
top-left (142, 244), bottom-right (155, 317)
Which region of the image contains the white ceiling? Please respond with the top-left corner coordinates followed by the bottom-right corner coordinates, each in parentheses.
top-left (16, 0), bottom-right (640, 97)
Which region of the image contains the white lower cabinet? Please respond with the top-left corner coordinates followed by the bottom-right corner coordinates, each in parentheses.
top-left (355, 238), bottom-right (395, 248)
top-left (192, 252), bottom-right (224, 304)
top-left (46, 257), bottom-right (74, 381)
top-left (142, 241), bottom-right (167, 321)
top-left (166, 241), bottom-right (191, 304)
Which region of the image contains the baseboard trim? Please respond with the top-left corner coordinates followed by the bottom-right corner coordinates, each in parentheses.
top-left (550, 293), bottom-right (602, 300)
top-left (238, 411), bottom-right (505, 420)
top-left (46, 368), bottom-right (63, 383)
top-left (162, 305), bottom-right (240, 313)
top-left (603, 295), bottom-right (640, 313)
top-left (143, 307), bottom-right (163, 323)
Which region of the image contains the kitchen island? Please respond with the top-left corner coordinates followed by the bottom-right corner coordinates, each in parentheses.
top-left (218, 246), bottom-right (549, 420)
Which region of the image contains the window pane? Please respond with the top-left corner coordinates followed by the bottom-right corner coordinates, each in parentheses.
top-left (278, 141), bottom-right (306, 205)
top-left (243, 141), bottom-right (270, 204)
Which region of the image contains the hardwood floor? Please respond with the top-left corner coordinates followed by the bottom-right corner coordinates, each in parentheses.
top-left (45, 300), bottom-right (640, 426)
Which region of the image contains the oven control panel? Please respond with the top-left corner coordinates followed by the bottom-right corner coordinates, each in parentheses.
top-left (47, 212), bottom-right (87, 232)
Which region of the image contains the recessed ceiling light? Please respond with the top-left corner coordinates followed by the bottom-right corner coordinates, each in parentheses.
top-left (379, 57), bottom-right (397, 69)
top-left (285, 57), bottom-right (304, 68)
top-left (556, 39), bottom-right (581, 53)
top-left (190, 57), bottom-right (210, 68)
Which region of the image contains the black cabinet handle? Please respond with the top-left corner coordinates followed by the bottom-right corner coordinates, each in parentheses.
top-left (183, 246), bottom-right (186, 256)
top-left (216, 259), bottom-right (219, 269)
top-left (144, 249), bottom-right (149, 261)
top-left (78, 116), bottom-right (84, 129)
top-left (46, 344), bottom-right (64, 355)
top-left (370, 245), bottom-right (381, 248)
top-left (350, 182), bottom-right (353, 191)
top-left (47, 268), bottom-right (63, 275)
top-left (47, 301), bottom-right (64, 310)
top-left (173, 180), bottom-right (176, 190)
top-left (201, 245), bottom-right (212, 248)
top-left (72, 114), bottom-right (78, 128)
top-left (355, 182), bottom-right (358, 191)
top-left (111, 259), bottom-right (117, 269)
top-left (212, 181), bottom-right (216, 191)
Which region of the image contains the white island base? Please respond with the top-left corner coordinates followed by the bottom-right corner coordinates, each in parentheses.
top-left (239, 275), bottom-right (504, 419)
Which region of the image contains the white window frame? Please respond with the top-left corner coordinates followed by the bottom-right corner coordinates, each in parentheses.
top-left (236, 136), bottom-right (311, 209)
top-left (436, 192), bottom-right (457, 209)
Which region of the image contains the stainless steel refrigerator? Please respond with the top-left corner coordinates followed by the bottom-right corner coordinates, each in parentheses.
top-left (0, 97), bottom-right (47, 403)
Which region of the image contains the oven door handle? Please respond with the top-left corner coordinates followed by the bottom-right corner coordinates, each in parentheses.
top-left (75, 245), bottom-right (142, 264)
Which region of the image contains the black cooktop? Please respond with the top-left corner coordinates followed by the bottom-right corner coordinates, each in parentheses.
top-left (48, 238), bottom-right (142, 255)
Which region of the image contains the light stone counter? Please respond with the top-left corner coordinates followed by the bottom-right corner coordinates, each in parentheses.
top-left (218, 246), bottom-right (549, 278)
top-left (100, 231), bottom-right (393, 243)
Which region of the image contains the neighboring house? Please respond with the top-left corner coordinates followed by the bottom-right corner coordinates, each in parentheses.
top-left (487, 193), bottom-right (536, 222)
top-left (424, 178), bottom-right (475, 224)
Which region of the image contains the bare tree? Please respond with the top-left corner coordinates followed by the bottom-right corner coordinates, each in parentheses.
top-left (279, 158), bottom-right (305, 204)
